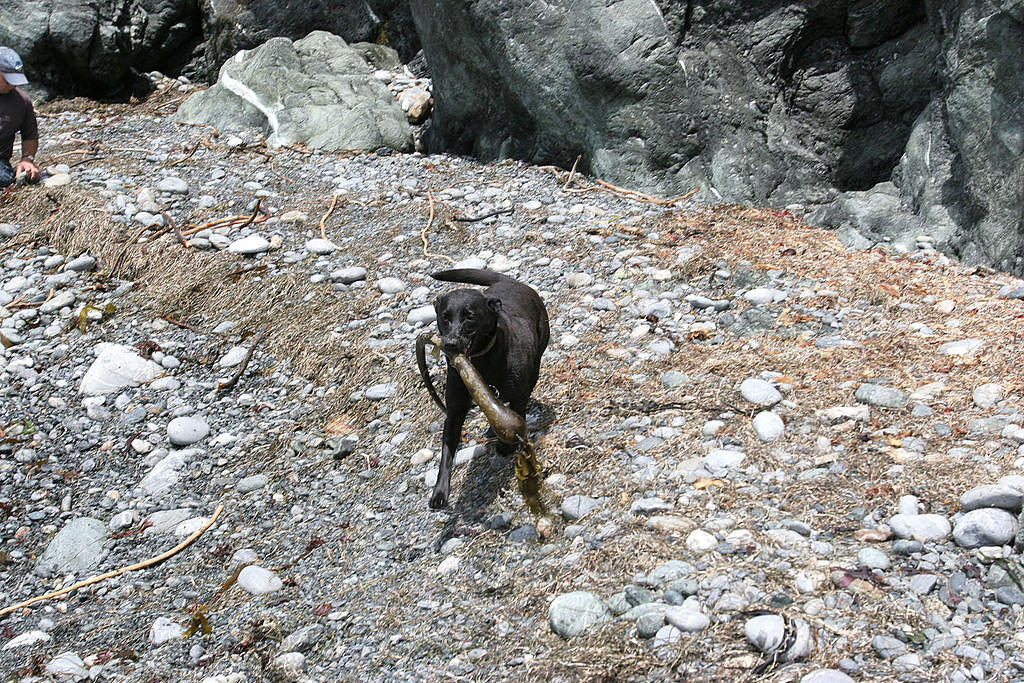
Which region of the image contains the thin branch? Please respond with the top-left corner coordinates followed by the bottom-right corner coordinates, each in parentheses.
top-left (0, 504), bottom-right (224, 618)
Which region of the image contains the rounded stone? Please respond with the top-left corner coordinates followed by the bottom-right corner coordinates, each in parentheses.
top-left (665, 607), bottom-right (709, 632)
top-left (752, 410), bottom-right (785, 442)
top-left (855, 383), bottom-right (908, 409)
top-left (953, 508), bottom-right (1018, 548)
top-left (237, 565), bottom-right (283, 595)
top-left (960, 484), bottom-right (1024, 512)
top-left (167, 416), bottom-right (210, 446)
top-left (377, 277), bottom-right (406, 294)
top-left (739, 378), bottom-right (782, 406)
top-left (561, 495), bottom-right (600, 521)
top-left (685, 529), bottom-right (717, 554)
top-left (227, 235), bottom-right (270, 255)
top-left (888, 513), bottom-right (951, 541)
top-left (548, 591), bottom-right (609, 638)
top-left (331, 266), bottom-right (368, 284)
top-left (304, 238), bottom-right (336, 254)
top-left (857, 547), bottom-right (891, 570)
top-left (744, 614), bottom-right (785, 653)
top-left (972, 383), bottom-right (1004, 408)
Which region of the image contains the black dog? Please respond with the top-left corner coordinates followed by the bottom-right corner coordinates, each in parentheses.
top-left (423, 268), bottom-right (549, 509)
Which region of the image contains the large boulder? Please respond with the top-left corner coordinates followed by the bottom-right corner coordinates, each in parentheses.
top-left (814, 1), bottom-right (1024, 272)
top-left (412, 0), bottom-right (1024, 274)
top-left (174, 31), bottom-right (413, 152)
top-left (411, 0), bottom-right (937, 204)
top-left (199, 0), bottom-right (418, 81)
top-left (0, 0), bottom-right (202, 97)
top-left (0, 1), bottom-right (418, 97)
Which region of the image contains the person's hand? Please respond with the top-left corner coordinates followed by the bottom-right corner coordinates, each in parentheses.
top-left (16, 157), bottom-right (39, 182)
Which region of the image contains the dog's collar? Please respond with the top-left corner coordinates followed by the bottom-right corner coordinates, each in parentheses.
top-left (468, 330), bottom-right (498, 358)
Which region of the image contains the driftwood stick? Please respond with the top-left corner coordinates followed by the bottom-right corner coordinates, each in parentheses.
top-left (562, 155), bottom-right (581, 192)
top-left (453, 207), bottom-right (514, 223)
top-left (216, 328), bottom-right (268, 392)
top-left (0, 504), bottom-right (224, 618)
top-left (419, 191), bottom-right (455, 263)
top-left (320, 193), bottom-right (340, 241)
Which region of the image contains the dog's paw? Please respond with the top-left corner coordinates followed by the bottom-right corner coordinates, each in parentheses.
top-left (428, 490), bottom-right (449, 509)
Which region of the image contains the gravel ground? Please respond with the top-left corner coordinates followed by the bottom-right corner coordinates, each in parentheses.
top-left (2, 76), bottom-right (1024, 683)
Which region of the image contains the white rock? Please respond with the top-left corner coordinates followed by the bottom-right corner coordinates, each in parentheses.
top-left (227, 235), bottom-right (270, 255)
top-left (45, 652), bottom-right (89, 678)
top-left (685, 529), bottom-right (717, 553)
top-left (745, 614), bottom-right (786, 652)
top-left (436, 556), bottom-right (460, 575)
top-left (407, 305), bottom-right (436, 325)
top-left (411, 448), bottom-right (434, 465)
top-left (304, 238), bottom-right (336, 254)
top-left (938, 338), bottom-right (983, 356)
top-left (565, 272), bottom-right (593, 287)
top-left (752, 411), bottom-right (785, 442)
top-left (149, 616), bottom-right (185, 645)
top-left (79, 343), bottom-right (163, 395)
top-left (219, 346), bottom-right (249, 367)
top-left (739, 377), bottom-right (782, 406)
top-left (972, 383), bottom-right (1005, 409)
top-left (167, 416), bottom-right (210, 446)
top-left (3, 630), bottom-right (51, 650)
top-left (237, 565), bottom-right (283, 594)
top-left (377, 277), bottom-right (406, 294)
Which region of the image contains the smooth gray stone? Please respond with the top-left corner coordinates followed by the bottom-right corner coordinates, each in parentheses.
top-left (561, 495), bottom-right (600, 521)
top-left (34, 517), bottom-right (107, 578)
top-left (855, 383), bottom-right (908, 409)
top-left (953, 508), bottom-right (1017, 548)
top-left (960, 484), bottom-right (1024, 512)
top-left (548, 591), bottom-right (610, 638)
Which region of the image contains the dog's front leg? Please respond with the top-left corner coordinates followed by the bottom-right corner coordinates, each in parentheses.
top-left (429, 380), bottom-right (470, 509)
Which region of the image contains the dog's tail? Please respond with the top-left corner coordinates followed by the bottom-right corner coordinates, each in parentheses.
top-left (431, 268), bottom-right (510, 287)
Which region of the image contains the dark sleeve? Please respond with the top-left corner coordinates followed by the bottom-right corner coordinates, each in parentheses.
top-left (20, 95), bottom-right (38, 141)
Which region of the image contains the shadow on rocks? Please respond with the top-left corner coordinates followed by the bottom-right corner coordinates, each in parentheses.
top-left (434, 399), bottom-right (556, 551)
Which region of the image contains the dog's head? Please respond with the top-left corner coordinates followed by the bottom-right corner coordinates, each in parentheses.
top-left (434, 288), bottom-right (500, 355)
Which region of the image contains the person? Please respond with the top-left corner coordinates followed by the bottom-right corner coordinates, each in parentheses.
top-left (0, 47), bottom-right (39, 187)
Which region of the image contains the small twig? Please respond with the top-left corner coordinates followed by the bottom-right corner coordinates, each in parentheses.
top-left (108, 146), bottom-right (154, 155)
top-left (419, 192), bottom-right (456, 263)
top-left (0, 504), bottom-right (224, 618)
top-left (320, 193), bottom-right (340, 241)
top-left (453, 206), bottom-right (514, 223)
top-left (168, 140), bottom-right (200, 167)
top-left (161, 315), bottom-right (206, 333)
top-left (216, 328), bottom-right (268, 393)
top-left (238, 198), bottom-right (265, 230)
top-left (563, 155), bottom-right (581, 192)
top-left (162, 212), bottom-right (190, 249)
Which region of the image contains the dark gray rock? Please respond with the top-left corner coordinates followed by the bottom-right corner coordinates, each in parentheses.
top-left (412, 0), bottom-right (1024, 275)
top-left (175, 32), bottom-right (412, 152)
top-left (0, 0), bottom-right (200, 97)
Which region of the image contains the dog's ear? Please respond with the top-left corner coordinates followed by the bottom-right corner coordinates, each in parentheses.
top-left (487, 296), bottom-right (502, 313)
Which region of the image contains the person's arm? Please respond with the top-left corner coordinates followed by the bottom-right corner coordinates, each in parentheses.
top-left (16, 138), bottom-right (38, 181)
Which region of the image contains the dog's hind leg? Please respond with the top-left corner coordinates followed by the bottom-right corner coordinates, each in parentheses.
top-left (429, 381), bottom-right (471, 509)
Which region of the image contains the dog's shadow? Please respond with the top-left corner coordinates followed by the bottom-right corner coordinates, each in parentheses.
top-left (434, 399), bottom-right (557, 551)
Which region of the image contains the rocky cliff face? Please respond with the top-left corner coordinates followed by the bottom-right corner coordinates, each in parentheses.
top-left (1, 1), bottom-right (1021, 271)
top-left (0, 0), bottom-right (418, 97)
top-left (412, 0), bottom-right (1024, 273)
